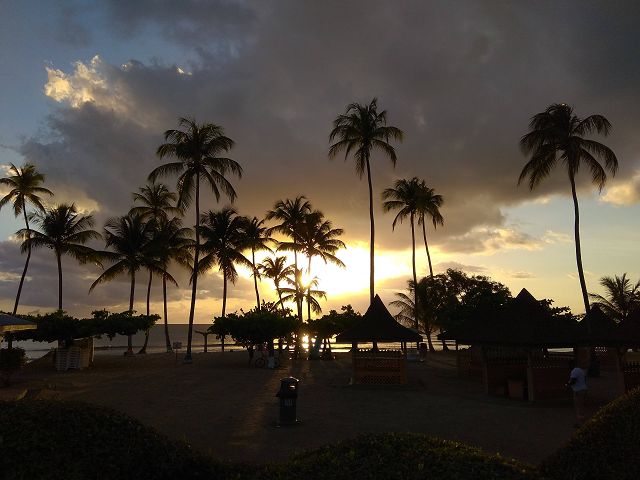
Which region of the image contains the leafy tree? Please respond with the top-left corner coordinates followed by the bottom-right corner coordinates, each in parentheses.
top-left (0, 163), bottom-right (53, 314)
top-left (149, 117), bottom-right (241, 363)
top-left (20, 203), bottom-right (100, 311)
top-left (240, 216), bottom-right (274, 310)
top-left (198, 208), bottom-right (252, 318)
top-left (307, 305), bottom-right (361, 356)
top-left (519, 103), bottom-right (618, 316)
top-left (589, 273), bottom-right (640, 322)
top-left (329, 98), bottom-right (403, 304)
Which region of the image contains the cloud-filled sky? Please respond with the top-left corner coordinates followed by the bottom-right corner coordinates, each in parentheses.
top-left (1, 0), bottom-right (639, 321)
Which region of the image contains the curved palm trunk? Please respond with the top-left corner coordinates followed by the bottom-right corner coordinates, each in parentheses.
top-left (421, 221), bottom-right (434, 278)
top-left (221, 270), bottom-right (227, 352)
top-left (185, 172), bottom-right (200, 363)
top-left (139, 270), bottom-right (152, 354)
top-left (307, 256), bottom-right (312, 321)
top-left (13, 207), bottom-right (31, 315)
top-left (275, 283), bottom-right (285, 315)
top-left (365, 157), bottom-right (375, 305)
top-left (126, 271), bottom-right (136, 355)
top-left (570, 174), bottom-right (591, 330)
top-left (56, 249), bottom-right (63, 311)
top-left (163, 274), bottom-right (172, 352)
top-left (252, 248), bottom-right (260, 310)
top-left (293, 250), bottom-right (303, 359)
top-left (410, 213), bottom-right (417, 331)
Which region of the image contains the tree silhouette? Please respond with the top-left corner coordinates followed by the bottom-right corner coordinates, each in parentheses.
top-left (241, 216), bottom-right (274, 310)
top-left (198, 208), bottom-right (252, 320)
top-left (259, 256), bottom-right (294, 315)
top-left (21, 204), bottom-right (100, 311)
top-left (329, 98), bottom-right (403, 304)
top-left (416, 180), bottom-right (443, 278)
top-left (519, 103), bottom-right (618, 317)
top-left (149, 117), bottom-right (241, 363)
top-left (589, 274), bottom-right (640, 322)
top-left (0, 163), bottom-right (53, 314)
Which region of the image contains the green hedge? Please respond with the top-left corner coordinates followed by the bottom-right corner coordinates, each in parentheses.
top-left (0, 400), bottom-right (239, 480)
top-left (540, 387), bottom-right (640, 479)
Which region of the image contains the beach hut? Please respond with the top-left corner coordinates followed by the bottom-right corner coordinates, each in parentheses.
top-left (336, 295), bottom-right (422, 385)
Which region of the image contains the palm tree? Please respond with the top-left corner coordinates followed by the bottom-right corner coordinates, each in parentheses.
top-left (90, 213), bottom-right (158, 355)
top-left (0, 163), bottom-right (53, 314)
top-left (280, 211), bottom-right (345, 320)
top-left (329, 98), bottom-right (404, 304)
top-left (383, 178), bottom-right (422, 329)
top-left (259, 256), bottom-right (294, 315)
top-left (416, 181), bottom-right (444, 278)
top-left (149, 117), bottom-right (241, 363)
top-left (198, 208), bottom-right (252, 320)
top-left (589, 274), bottom-right (640, 322)
top-left (241, 217), bottom-right (274, 310)
top-left (266, 196), bottom-right (312, 322)
top-left (148, 217), bottom-right (193, 352)
top-left (391, 278), bottom-right (437, 351)
top-left (20, 204), bottom-right (100, 311)
top-left (280, 272), bottom-right (326, 321)
top-left (519, 103), bottom-right (618, 316)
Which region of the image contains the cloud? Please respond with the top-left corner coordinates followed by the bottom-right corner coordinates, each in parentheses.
top-left (434, 261), bottom-right (487, 273)
top-left (601, 171), bottom-right (640, 205)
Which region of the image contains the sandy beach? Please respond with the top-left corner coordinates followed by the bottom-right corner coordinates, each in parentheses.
top-left (8, 351), bottom-right (586, 465)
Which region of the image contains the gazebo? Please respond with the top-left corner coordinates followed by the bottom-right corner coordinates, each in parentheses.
top-left (336, 295), bottom-right (422, 385)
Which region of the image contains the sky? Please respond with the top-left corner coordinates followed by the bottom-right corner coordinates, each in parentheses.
top-left (0, 0), bottom-right (639, 323)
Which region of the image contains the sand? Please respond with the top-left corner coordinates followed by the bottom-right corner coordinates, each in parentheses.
top-left (10, 351), bottom-right (583, 465)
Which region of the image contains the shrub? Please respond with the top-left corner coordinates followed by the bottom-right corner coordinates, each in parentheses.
top-left (0, 400), bottom-right (241, 480)
top-left (540, 387), bottom-right (640, 479)
top-left (265, 433), bottom-right (538, 480)
top-left (0, 347), bottom-right (25, 386)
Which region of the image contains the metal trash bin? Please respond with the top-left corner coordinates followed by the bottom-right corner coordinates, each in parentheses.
top-left (276, 377), bottom-right (299, 425)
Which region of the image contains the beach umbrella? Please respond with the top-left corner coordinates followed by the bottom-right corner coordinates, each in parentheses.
top-left (0, 313), bottom-right (36, 334)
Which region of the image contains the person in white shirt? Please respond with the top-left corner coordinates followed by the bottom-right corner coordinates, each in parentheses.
top-left (566, 362), bottom-right (588, 426)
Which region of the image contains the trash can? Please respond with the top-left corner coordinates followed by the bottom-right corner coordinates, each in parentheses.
top-left (276, 377), bottom-right (299, 425)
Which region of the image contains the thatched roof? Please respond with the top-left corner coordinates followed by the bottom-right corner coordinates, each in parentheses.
top-left (615, 308), bottom-right (640, 347)
top-left (576, 305), bottom-right (619, 346)
top-left (336, 295), bottom-right (422, 343)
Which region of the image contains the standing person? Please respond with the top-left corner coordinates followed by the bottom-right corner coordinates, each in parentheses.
top-left (566, 361), bottom-right (588, 426)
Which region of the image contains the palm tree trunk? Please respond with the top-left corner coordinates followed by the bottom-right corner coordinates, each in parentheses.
top-left (139, 270), bottom-right (152, 354)
top-left (127, 271), bottom-right (135, 355)
top-left (56, 249), bottom-right (63, 311)
top-left (411, 213), bottom-right (417, 330)
top-left (163, 274), bottom-right (171, 352)
top-left (422, 221), bottom-right (434, 278)
top-left (221, 270), bottom-right (227, 352)
top-left (570, 174), bottom-right (591, 329)
top-left (293, 250), bottom-right (302, 322)
top-left (365, 157), bottom-right (375, 305)
top-left (185, 171), bottom-right (200, 363)
top-left (276, 284), bottom-right (285, 315)
top-left (13, 208), bottom-right (31, 315)
top-left (252, 248), bottom-right (260, 310)
top-left (307, 256), bottom-right (312, 321)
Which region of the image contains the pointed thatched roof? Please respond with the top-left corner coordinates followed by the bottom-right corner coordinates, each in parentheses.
top-left (576, 305), bottom-right (619, 345)
top-left (336, 295), bottom-right (422, 343)
top-left (615, 308), bottom-right (640, 347)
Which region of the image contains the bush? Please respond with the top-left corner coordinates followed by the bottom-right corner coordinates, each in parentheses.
top-left (265, 433), bottom-right (538, 480)
top-left (0, 347), bottom-right (25, 386)
top-left (0, 400), bottom-right (241, 480)
top-left (540, 387), bottom-right (640, 479)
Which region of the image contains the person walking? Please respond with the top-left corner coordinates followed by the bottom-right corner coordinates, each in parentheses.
top-left (567, 361), bottom-right (588, 426)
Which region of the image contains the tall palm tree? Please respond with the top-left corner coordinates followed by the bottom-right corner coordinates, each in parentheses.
top-left (329, 98), bottom-right (404, 304)
top-left (149, 117), bottom-right (241, 363)
top-left (148, 217), bottom-right (193, 352)
top-left (198, 208), bottom-right (252, 319)
top-left (0, 163), bottom-right (53, 314)
top-left (266, 196), bottom-right (312, 322)
top-left (416, 181), bottom-right (444, 278)
top-left (519, 103), bottom-right (618, 316)
top-left (21, 204), bottom-right (100, 311)
top-left (280, 211), bottom-right (345, 320)
top-left (589, 274), bottom-right (640, 322)
top-left (90, 213), bottom-right (159, 355)
top-left (383, 177), bottom-right (422, 329)
top-left (259, 256), bottom-right (294, 315)
top-left (241, 217), bottom-right (274, 310)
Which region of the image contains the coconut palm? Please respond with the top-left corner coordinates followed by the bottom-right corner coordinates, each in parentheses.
top-left (329, 98), bottom-right (404, 304)
top-left (589, 274), bottom-right (640, 322)
top-left (416, 181), bottom-right (444, 278)
top-left (0, 163), bottom-right (53, 314)
top-left (280, 272), bottom-right (326, 321)
top-left (149, 117), bottom-right (241, 363)
top-left (130, 182), bottom-right (182, 226)
top-left (198, 208), bottom-right (253, 319)
top-left (279, 211), bottom-right (345, 320)
top-left (259, 256), bottom-right (294, 315)
top-left (241, 217), bottom-right (274, 310)
top-left (383, 178), bottom-right (422, 329)
top-left (391, 278), bottom-right (437, 351)
top-left (266, 196), bottom-right (312, 322)
top-left (519, 103), bottom-right (618, 316)
top-left (20, 204), bottom-right (100, 311)
top-left (90, 213), bottom-right (159, 354)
